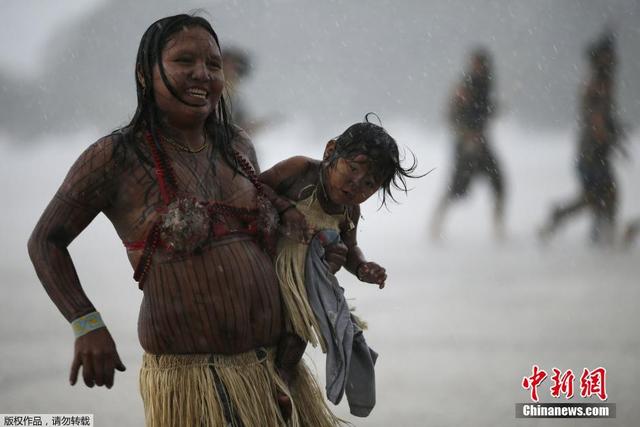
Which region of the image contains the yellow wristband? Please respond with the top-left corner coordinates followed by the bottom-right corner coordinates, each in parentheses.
top-left (71, 311), bottom-right (105, 338)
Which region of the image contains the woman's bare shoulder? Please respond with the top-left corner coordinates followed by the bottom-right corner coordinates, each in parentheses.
top-left (228, 124), bottom-right (259, 166)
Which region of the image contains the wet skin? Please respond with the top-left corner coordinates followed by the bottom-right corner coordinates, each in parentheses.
top-left (28, 26), bottom-right (284, 389)
top-left (259, 142), bottom-right (388, 288)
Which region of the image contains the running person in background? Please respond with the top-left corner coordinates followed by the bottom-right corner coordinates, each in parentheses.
top-left (539, 31), bottom-right (623, 246)
top-left (28, 14), bottom-right (345, 426)
top-left (223, 47), bottom-right (277, 136)
top-left (430, 48), bottom-right (505, 241)
top-left (221, 47), bottom-right (252, 128)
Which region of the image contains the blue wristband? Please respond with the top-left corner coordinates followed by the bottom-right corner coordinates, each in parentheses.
top-left (71, 311), bottom-right (106, 338)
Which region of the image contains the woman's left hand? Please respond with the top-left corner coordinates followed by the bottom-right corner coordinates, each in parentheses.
top-left (279, 207), bottom-right (313, 243)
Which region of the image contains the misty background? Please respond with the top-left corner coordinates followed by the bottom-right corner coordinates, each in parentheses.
top-left (1, 1), bottom-right (639, 426)
top-left (1, 0), bottom-right (640, 137)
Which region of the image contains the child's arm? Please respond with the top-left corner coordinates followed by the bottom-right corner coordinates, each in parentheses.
top-left (341, 205), bottom-right (387, 289)
top-left (259, 156), bottom-right (312, 193)
top-left (259, 156), bottom-right (316, 242)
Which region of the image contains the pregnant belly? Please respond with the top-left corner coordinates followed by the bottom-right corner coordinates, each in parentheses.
top-left (137, 236), bottom-right (283, 354)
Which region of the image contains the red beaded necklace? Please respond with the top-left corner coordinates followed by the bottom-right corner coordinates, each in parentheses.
top-left (130, 131), bottom-right (273, 288)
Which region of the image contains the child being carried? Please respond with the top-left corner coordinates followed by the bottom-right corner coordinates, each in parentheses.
top-left (261, 115), bottom-right (421, 417)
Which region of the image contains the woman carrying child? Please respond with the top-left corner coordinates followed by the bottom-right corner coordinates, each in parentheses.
top-left (28, 14), bottom-right (346, 427)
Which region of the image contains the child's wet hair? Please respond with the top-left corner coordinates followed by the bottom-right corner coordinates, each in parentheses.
top-left (327, 114), bottom-right (422, 207)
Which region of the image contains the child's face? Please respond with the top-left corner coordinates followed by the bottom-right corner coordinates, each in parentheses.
top-left (323, 142), bottom-right (382, 206)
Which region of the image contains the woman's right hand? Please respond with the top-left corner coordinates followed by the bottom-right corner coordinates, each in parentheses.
top-left (69, 328), bottom-right (126, 389)
top-left (279, 207), bottom-right (314, 243)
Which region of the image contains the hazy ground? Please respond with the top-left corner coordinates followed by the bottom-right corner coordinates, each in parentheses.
top-left (1, 120), bottom-right (638, 426)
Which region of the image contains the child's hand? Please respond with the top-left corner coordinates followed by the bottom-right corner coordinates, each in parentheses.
top-left (279, 207), bottom-right (314, 243)
top-left (356, 262), bottom-right (387, 289)
top-left (324, 242), bottom-right (348, 274)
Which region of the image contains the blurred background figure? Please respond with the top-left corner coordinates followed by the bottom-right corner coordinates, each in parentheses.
top-left (222, 47), bottom-right (251, 128)
top-left (430, 48), bottom-right (505, 241)
top-left (622, 217), bottom-right (640, 248)
top-left (539, 31), bottom-right (624, 246)
top-left (222, 46), bottom-right (276, 135)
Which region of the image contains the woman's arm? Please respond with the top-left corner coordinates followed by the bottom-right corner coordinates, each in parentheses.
top-left (259, 156), bottom-right (318, 242)
top-left (27, 135), bottom-right (126, 388)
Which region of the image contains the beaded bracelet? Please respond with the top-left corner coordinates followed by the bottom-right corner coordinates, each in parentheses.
top-left (71, 311), bottom-right (106, 338)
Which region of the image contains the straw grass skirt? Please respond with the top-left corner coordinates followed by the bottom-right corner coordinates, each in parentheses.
top-left (139, 347), bottom-right (345, 426)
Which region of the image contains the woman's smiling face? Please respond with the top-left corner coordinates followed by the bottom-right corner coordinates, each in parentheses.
top-left (152, 25), bottom-right (225, 126)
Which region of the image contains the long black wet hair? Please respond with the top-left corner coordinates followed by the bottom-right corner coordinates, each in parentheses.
top-left (126, 14), bottom-right (238, 188)
top-left (325, 113), bottom-right (426, 208)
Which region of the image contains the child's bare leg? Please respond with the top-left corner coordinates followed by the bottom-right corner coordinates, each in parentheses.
top-left (275, 333), bottom-right (307, 420)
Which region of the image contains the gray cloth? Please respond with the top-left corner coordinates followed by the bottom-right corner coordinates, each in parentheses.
top-left (304, 229), bottom-right (378, 417)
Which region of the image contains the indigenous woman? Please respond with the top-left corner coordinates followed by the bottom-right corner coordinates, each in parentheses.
top-left (28, 14), bottom-right (344, 426)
